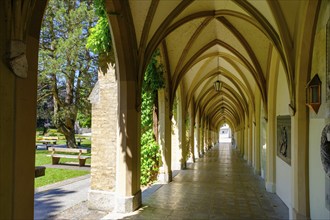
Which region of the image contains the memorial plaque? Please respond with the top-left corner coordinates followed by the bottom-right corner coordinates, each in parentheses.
top-left (277, 115), bottom-right (291, 165)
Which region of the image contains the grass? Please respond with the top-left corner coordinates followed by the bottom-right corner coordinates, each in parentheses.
top-left (35, 168), bottom-right (90, 188)
top-left (35, 130), bottom-right (91, 188)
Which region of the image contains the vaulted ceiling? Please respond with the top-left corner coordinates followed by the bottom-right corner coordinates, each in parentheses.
top-left (115, 0), bottom-right (303, 131)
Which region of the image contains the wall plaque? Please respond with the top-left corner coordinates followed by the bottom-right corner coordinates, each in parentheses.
top-left (321, 124), bottom-right (330, 178)
top-left (277, 115), bottom-right (291, 165)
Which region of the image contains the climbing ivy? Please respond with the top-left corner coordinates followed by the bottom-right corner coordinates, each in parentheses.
top-left (86, 0), bottom-right (112, 54)
top-left (86, 0), bottom-right (163, 185)
top-left (140, 49), bottom-right (164, 185)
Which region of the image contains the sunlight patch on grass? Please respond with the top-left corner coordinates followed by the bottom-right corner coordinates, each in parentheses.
top-left (35, 168), bottom-right (90, 188)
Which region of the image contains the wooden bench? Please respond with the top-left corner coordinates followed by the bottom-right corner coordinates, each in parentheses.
top-left (37, 136), bottom-right (59, 148)
top-left (47, 147), bottom-right (91, 166)
top-left (75, 137), bottom-right (85, 146)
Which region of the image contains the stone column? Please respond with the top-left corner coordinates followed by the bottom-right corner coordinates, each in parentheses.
top-left (248, 108), bottom-right (253, 165)
top-left (289, 1), bottom-right (320, 218)
top-left (88, 63), bottom-right (118, 211)
top-left (115, 79), bottom-right (141, 213)
top-left (106, 1), bottom-right (143, 212)
top-left (171, 111), bottom-right (180, 170)
top-left (200, 116), bottom-right (205, 155)
top-left (179, 99), bottom-right (187, 169)
top-left (254, 97), bottom-right (261, 175)
top-left (158, 89), bottom-right (172, 183)
top-left (189, 102), bottom-right (195, 162)
top-left (196, 109), bottom-right (201, 158)
top-left (238, 128), bottom-right (243, 154)
top-left (244, 115), bottom-right (249, 160)
top-left (203, 117), bottom-right (206, 152)
top-left (265, 48), bottom-right (280, 193)
top-left (266, 104), bottom-right (276, 193)
top-left (0, 1), bottom-right (46, 219)
top-left (242, 127), bottom-right (245, 156)
top-left (208, 119), bottom-right (212, 148)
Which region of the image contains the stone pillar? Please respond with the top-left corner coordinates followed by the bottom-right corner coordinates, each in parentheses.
top-left (178, 99), bottom-right (187, 169)
top-left (265, 47), bottom-right (280, 193)
top-left (196, 109), bottom-right (201, 158)
top-left (88, 63), bottom-right (118, 211)
top-left (291, 110), bottom-right (309, 219)
top-left (244, 115), bottom-right (249, 160)
top-left (254, 97), bottom-right (261, 175)
top-left (208, 120), bottom-right (212, 148)
top-left (266, 104), bottom-right (276, 193)
top-left (238, 129), bottom-right (242, 153)
top-left (0, 1), bottom-right (46, 219)
top-left (158, 89), bottom-right (172, 183)
top-left (248, 108), bottom-right (253, 165)
top-left (203, 117), bottom-right (207, 152)
top-left (200, 116), bottom-right (205, 155)
top-left (115, 79), bottom-right (141, 213)
top-left (189, 102), bottom-right (195, 162)
top-left (171, 111), bottom-right (180, 171)
top-left (289, 1), bottom-right (320, 218)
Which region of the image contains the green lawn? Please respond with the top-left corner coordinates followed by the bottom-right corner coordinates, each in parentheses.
top-left (35, 168), bottom-right (90, 188)
top-left (35, 132), bottom-right (91, 188)
top-left (35, 150), bottom-right (91, 166)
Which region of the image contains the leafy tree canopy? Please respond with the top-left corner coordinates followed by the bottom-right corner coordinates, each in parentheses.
top-left (86, 0), bottom-right (112, 54)
top-left (38, 0), bottom-right (98, 147)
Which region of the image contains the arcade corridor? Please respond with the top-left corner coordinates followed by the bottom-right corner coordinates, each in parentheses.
top-left (106, 144), bottom-right (288, 220)
top-left (1, 1), bottom-right (330, 219)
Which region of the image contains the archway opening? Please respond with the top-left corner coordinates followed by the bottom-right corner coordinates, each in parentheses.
top-left (34, 0), bottom-right (100, 218)
top-left (219, 123), bottom-right (232, 143)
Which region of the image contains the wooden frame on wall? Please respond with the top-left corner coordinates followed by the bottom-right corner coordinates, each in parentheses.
top-left (277, 115), bottom-right (291, 165)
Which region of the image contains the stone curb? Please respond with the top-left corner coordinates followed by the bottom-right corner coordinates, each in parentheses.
top-left (35, 174), bottom-right (91, 194)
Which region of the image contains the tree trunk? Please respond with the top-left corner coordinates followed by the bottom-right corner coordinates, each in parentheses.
top-left (62, 128), bottom-right (76, 148)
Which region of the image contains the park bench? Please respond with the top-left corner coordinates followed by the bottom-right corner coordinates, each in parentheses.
top-left (37, 136), bottom-right (59, 148)
top-left (47, 147), bottom-right (91, 166)
top-left (75, 137), bottom-right (85, 146)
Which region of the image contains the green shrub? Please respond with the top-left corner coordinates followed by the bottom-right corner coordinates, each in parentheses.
top-left (140, 49), bottom-right (164, 186)
top-left (140, 130), bottom-right (160, 185)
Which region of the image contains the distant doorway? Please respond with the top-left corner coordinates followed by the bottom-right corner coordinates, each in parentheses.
top-left (219, 124), bottom-right (231, 143)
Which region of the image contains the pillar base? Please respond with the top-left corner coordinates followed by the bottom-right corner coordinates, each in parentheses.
top-left (115, 190), bottom-right (141, 213)
top-left (88, 189), bottom-right (142, 213)
top-left (254, 168), bottom-right (261, 176)
top-left (261, 169), bottom-right (265, 179)
top-left (88, 189), bottom-right (116, 211)
top-left (289, 207), bottom-right (309, 220)
top-left (187, 156), bottom-right (195, 163)
top-left (158, 170), bottom-right (172, 183)
top-left (172, 162), bottom-right (181, 171)
top-left (181, 161), bottom-right (187, 170)
top-left (265, 181), bottom-right (276, 193)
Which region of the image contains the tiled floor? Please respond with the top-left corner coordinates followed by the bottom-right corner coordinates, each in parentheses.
top-left (106, 143), bottom-right (289, 220)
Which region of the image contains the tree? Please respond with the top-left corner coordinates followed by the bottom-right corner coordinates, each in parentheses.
top-left (38, 0), bottom-right (98, 148)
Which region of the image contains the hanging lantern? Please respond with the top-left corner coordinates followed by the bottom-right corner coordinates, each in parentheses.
top-left (214, 80), bottom-right (222, 92)
top-left (306, 74), bottom-right (322, 114)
